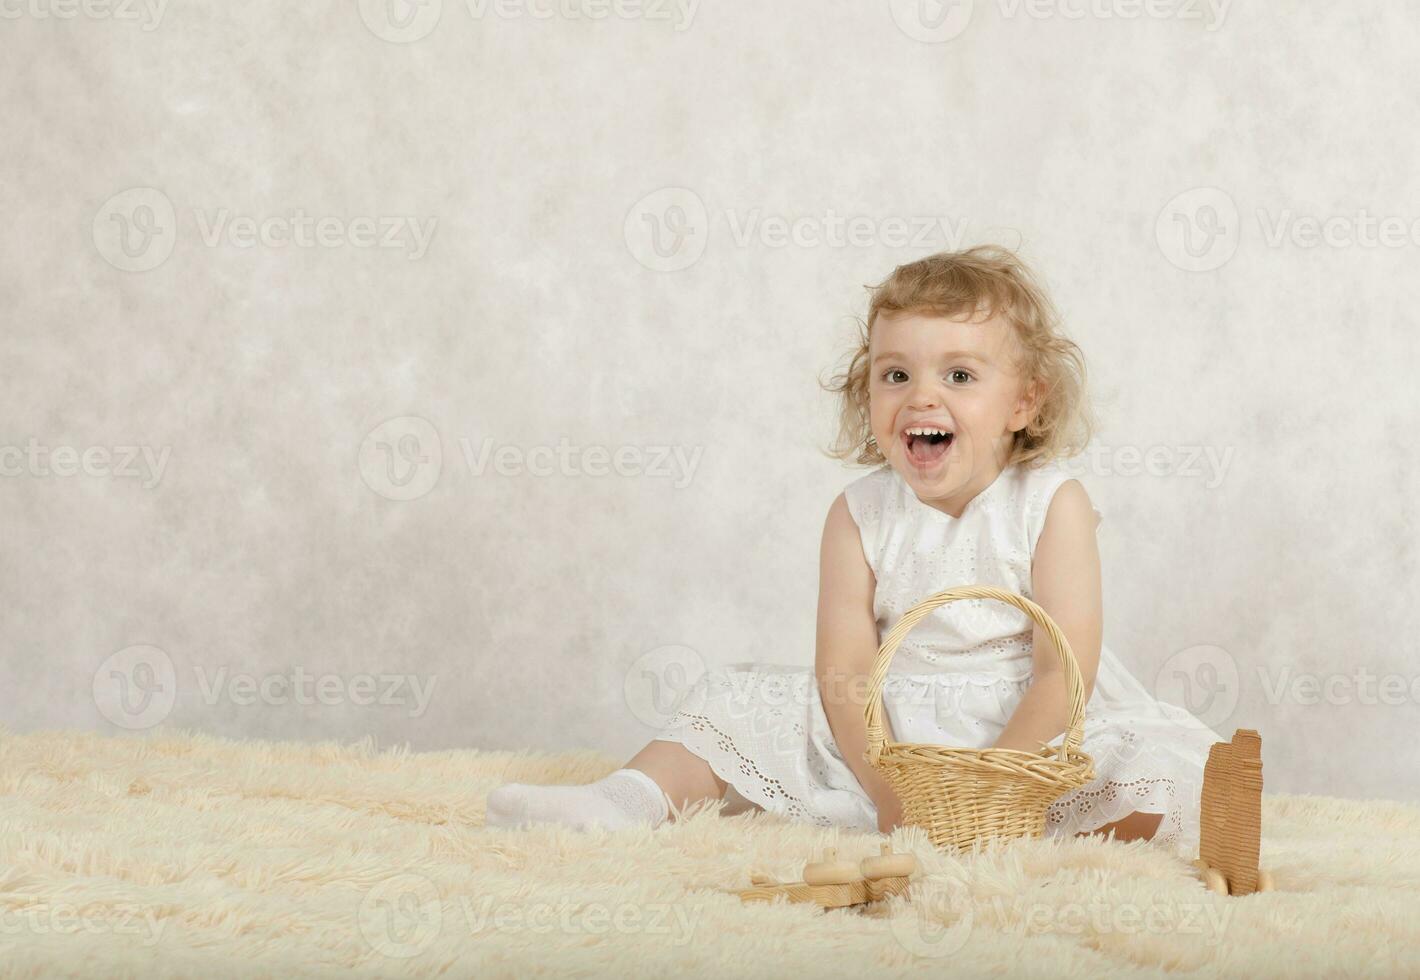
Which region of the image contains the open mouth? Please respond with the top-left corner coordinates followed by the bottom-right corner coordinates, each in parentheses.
top-left (902, 428), bottom-right (954, 466)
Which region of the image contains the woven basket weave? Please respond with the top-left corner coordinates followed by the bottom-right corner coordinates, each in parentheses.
top-left (862, 584), bottom-right (1097, 851)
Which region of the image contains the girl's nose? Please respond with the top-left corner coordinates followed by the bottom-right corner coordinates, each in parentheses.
top-left (908, 380), bottom-right (942, 409)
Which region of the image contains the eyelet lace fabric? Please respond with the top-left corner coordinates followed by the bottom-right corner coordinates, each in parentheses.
top-left (652, 461), bottom-right (1223, 857)
top-left (654, 664), bottom-right (876, 830)
top-left (1041, 717), bottom-right (1213, 854)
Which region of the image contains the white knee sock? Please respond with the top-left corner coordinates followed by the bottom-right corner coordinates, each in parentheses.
top-left (484, 768), bottom-right (671, 831)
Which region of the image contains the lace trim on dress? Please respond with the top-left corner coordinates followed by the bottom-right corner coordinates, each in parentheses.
top-left (657, 712), bottom-right (835, 827)
top-left (664, 708), bottom-right (1200, 853)
top-left (1046, 777), bottom-right (1189, 850)
top-left (1043, 727), bottom-right (1202, 857)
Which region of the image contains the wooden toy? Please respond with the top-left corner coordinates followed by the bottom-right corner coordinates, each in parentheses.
top-left (859, 846), bottom-right (916, 880)
top-left (734, 844), bottom-right (919, 909)
top-left (1192, 728), bottom-right (1274, 896)
top-left (802, 848), bottom-right (861, 885)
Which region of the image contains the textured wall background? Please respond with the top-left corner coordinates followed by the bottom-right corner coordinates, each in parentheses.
top-left (2, 0), bottom-right (1416, 803)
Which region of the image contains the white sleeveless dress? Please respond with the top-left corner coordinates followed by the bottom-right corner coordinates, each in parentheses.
top-left (653, 459), bottom-right (1224, 858)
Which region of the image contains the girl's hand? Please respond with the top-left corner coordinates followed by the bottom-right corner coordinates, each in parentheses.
top-left (872, 785), bottom-right (905, 834)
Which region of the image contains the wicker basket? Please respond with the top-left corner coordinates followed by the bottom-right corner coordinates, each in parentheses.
top-left (862, 584), bottom-right (1097, 851)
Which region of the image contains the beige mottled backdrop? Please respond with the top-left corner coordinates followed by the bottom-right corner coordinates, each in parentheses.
top-left (2, 0), bottom-right (1416, 803)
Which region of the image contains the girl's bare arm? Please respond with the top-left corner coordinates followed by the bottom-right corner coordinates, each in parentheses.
top-left (815, 493), bottom-right (899, 805)
top-left (994, 479), bottom-right (1104, 752)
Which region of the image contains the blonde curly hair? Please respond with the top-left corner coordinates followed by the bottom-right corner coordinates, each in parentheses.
top-left (821, 244), bottom-right (1094, 470)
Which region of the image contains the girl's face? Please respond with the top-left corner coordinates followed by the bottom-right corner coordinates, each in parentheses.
top-left (867, 309), bottom-right (1040, 516)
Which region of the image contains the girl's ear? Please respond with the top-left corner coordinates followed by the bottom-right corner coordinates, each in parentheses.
top-left (1009, 378), bottom-right (1044, 432)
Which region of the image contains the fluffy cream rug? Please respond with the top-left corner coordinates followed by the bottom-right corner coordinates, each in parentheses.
top-left (3, 727), bottom-right (1419, 978)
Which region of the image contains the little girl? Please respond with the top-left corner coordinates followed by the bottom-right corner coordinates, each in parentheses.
top-left (486, 245), bottom-right (1223, 858)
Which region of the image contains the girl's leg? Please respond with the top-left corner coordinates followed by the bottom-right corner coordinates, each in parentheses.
top-left (624, 739), bottom-right (728, 818)
top-left (484, 738), bottom-right (735, 831)
top-left (1078, 810), bottom-right (1163, 843)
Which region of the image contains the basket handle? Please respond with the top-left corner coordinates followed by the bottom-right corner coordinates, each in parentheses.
top-left (862, 584), bottom-right (1088, 766)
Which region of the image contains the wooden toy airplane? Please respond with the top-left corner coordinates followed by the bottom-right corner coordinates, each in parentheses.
top-left (1193, 728), bottom-right (1275, 896)
top-left (734, 844), bottom-right (918, 908)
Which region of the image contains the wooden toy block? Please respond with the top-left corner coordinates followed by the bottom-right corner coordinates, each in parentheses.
top-left (1192, 728), bottom-right (1274, 896)
top-left (733, 844), bottom-right (918, 909)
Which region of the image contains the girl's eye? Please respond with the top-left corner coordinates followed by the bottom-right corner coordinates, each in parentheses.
top-left (874, 369), bottom-right (976, 383)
